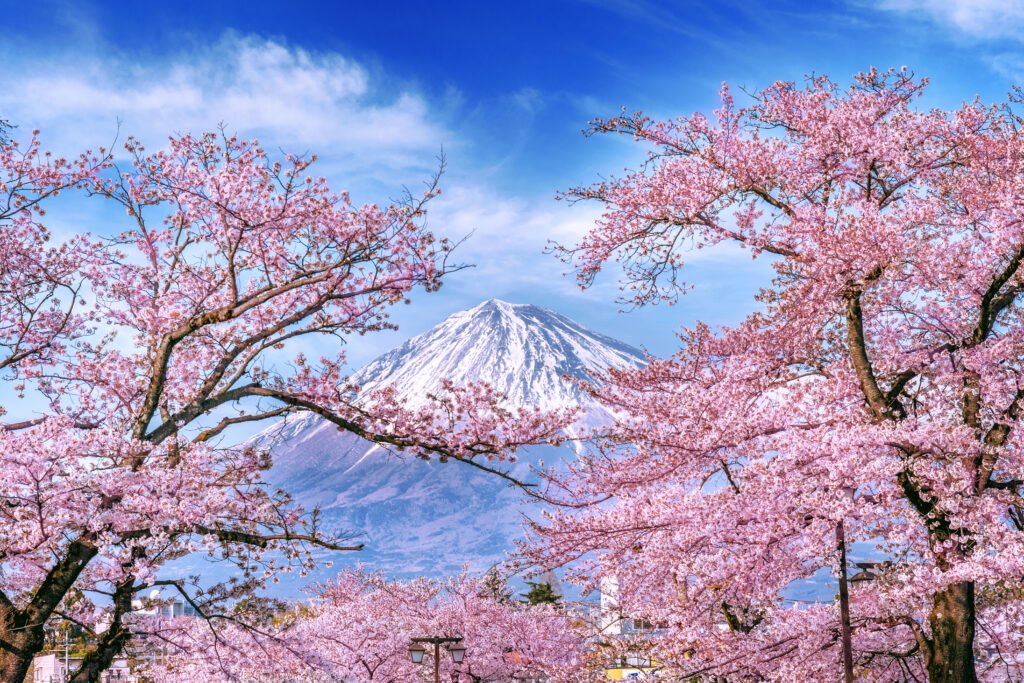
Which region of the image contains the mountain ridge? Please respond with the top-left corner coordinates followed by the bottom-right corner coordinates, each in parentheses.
top-left (256, 298), bottom-right (644, 581)
top-left (349, 298), bottom-right (643, 412)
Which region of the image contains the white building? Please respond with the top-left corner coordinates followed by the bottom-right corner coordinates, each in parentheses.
top-left (31, 653), bottom-right (136, 682)
top-left (128, 590), bottom-right (198, 621)
top-left (600, 575), bottom-right (623, 635)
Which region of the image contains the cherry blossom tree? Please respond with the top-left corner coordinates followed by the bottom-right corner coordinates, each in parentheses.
top-left (532, 69), bottom-right (1024, 682)
top-left (146, 569), bottom-right (594, 682)
top-left (0, 131), bottom-right (572, 682)
top-left (0, 133), bottom-right (103, 377)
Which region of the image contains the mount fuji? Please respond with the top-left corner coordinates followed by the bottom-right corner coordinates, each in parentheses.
top-left (255, 299), bottom-right (645, 581)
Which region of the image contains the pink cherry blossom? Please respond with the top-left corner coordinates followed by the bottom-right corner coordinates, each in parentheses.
top-left (145, 569), bottom-right (595, 682)
top-left (534, 68), bottom-right (1024, 682)
top-left (0, 131), bottom-right (573, 682)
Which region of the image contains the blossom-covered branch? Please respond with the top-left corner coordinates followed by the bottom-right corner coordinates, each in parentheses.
top-left (534, 68), bottom-right (1024, 682)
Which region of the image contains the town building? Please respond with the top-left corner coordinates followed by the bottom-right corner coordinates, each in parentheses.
top-left (31, 653), bottom-right (136, 682)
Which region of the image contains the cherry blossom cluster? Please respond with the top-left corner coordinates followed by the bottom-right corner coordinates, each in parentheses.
top-left (0, 132), bottom-right (107, 377)
top-left (0, 130), bottom-right (572, 681)
top-left (536, 68), bottom-right (1024, 681)
top-left (145, 569), bottom-right (595, 682)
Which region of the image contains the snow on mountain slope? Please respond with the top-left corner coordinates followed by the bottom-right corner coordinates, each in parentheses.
top-left (353, 298), bottom-right (643, 411)
top-left (256, 299), bottom-right (645, 582)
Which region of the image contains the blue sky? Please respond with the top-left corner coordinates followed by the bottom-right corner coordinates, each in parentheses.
top-left (3, 0), bottom-right (1024, 365)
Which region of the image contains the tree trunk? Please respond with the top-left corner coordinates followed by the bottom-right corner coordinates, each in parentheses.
top-left (0, 655), bottom-right (32, 683)
top-left (0, 537), bottom-right (101, 681)
top-left (926, 581), bottom-right (977, 683)
top-left (69, 642), bottom-right (129, 683)
top-left (0, 634), bottom-right (39, 683)
top-left (836, 520), bottom-right (854, 683)
top-left (69, 577), bottom-right (135, 683)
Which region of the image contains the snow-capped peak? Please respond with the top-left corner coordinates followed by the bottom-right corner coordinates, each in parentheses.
top-left (350, 298), bottom-right (645, 413)
top-left (248, 300), bottom-right (645, 584)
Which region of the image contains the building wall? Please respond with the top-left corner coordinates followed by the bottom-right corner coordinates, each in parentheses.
top-left (31, 653), bottom-right (137, 682)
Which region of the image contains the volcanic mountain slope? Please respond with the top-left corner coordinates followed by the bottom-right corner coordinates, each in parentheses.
top-left (255, 299), bottom-right (645, 579)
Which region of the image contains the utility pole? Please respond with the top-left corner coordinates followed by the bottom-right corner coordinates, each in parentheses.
top-left (837, 519), bottom-right (854, 683)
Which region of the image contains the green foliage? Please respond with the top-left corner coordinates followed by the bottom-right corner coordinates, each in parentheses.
top-left (522, 581), bottom-right (559, 606)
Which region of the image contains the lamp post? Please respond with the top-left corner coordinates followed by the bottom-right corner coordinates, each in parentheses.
top-left (408, 636), bottom-right (466, 683)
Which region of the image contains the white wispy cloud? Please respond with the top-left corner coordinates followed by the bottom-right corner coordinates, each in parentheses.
top-left (0, 30), bottom-right (623, 337)
top-left (423, 183), bottom-right (608, 298)
top-left (874, 0), bottom-right (1024, 41)
top-left (0, 27), bottom-right (736, 363)
top-left (0, 33), bottom-right (448, 181)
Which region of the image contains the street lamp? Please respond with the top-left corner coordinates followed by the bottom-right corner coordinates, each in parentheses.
top-left (448, 642), bottom-right (467, 663)
top-left (408, 643), bottom-right (427, 664)
top-left (409, 636), bottom-right (465, 683)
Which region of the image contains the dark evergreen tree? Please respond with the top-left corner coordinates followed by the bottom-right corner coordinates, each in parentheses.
top-left (523, 581), bottom-right (559, 606)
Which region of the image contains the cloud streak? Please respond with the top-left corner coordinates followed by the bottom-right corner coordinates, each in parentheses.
top-left (0, 30), bottom-right (629, 344)
top-left (874, 0), bottom-right (1024, 41)
top-left (0, 26), bottom-right (744, 363)
top-left (0, 33), bottom-right (448, 179)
